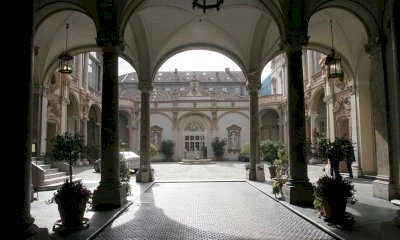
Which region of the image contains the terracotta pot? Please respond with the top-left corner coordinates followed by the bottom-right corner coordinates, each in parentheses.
top-left (57, 196), bottom-right (89, 229)
top-left (268, 166), bottom-right (276, 179)
top-left (322, 196), bottom-right (347, 222)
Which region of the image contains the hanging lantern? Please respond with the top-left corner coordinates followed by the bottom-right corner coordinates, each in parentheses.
top-left (325, 20), bottom-right (343, 78)
top-left (58, 23), bottom-right (73, 74)
top-left (192, 0), bottom-right (224, 14)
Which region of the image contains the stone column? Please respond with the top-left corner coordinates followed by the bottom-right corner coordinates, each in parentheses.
top-left (39, 89), bottom-right (48, 154)
top-left (281, 35), bottom-right (314, 205)
top-left (307, 50), bottom-right (314, 86)
top-left (127, 125), bottom-right (135, 151)
top-left (12, 0), bottom-right (38, 237)
top-left (366, 38), bottom-right (396, 200)
top-left (75, 54), bottom-right (82, 88)
top-left (172, 111), bottom-right (179, 158)
top-left (81, 118), bottom-right (88, 145)
top-left (74, 117), bottom-right (81, 134)
top-left (324, 94), bottom-right (335, 141)
top-left (136, 82), bottom-right (154, 182)
top-left (348, 83), bottom-right (361, 178)
top-left (247, 79), bottom-right (264, 181)
top-left (83, 53), bottom-right (89, 91)
top-left (92, 34), bottom-right (127, 209)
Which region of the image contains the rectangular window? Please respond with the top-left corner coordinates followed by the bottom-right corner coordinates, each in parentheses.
top-left (319, 121), bottom-right (326, 137)
top-left (88, 52), bottom-right (100, 91)
top-left (235, 87), bottom-right (240, 95)
top-left (313, 51), bottom-right (322, 73)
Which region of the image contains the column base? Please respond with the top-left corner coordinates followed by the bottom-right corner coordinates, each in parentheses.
top-left (373, 178), bottom-right (396, 201)
top-left (92, 186), bottom-right (127, 210)
top-left (248, 169), bottom-right (256, 181)
top-left (136, 168), bottom-right (154, 183)
top-left (20, 218), bottom-right (39, 239)
top-left (282, 182), bottom-right (314, 206)
top-left (256, 163), bottom-right (265, 181)
top-left (380, 209), bottom-right (400, 240)
top-left (351, 164), bottom-right (361, 178)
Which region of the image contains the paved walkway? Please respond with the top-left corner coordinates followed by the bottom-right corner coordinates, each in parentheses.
top-left (28, 161), bottom-right (400, 240)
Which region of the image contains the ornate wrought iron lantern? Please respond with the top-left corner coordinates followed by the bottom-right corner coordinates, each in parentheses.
top-left (58, 23), bottom-right (73, 74)
top-left (192, 0), bottom-right (224, 14)
top-left (325, 20), bottom-right (343, 78)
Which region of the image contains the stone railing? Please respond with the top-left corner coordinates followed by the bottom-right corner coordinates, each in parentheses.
top-left (258, 94), bottom-right (283, 107)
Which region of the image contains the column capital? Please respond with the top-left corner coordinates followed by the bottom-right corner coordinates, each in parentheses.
top-left (364, 35), bottom-right (385, 54)
top-left (96, 32), bottom-right (124, 51)
top-left (323, 95), bottom-right (333, 104)
top-left (246, 81), bottom-right (261, 93)
top-left (280, 32), bottom-right (309, 51)
top-left (138, 82), bottom-right (153, 92)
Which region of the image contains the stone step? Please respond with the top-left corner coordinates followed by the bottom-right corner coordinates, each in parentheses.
top-left (41, 175), bottom-right (78, 186)
top-left (32, 160), bottom-right (45, 165)
top-left (39, 164), bottom-right (53, 169)
top-left (44, 168), bottom-right (60, 174)
top-left (37, 177), bottom-right (83, 191)
top-left (44, 172), bottom-right (67, 180)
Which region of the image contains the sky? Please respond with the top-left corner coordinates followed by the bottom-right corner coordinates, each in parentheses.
top-left (118, 50), bottom-right (271, 81)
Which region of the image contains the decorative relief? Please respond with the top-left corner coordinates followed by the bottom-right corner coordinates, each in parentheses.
top-left (47, 96), bottom-right (61, 117)
top-left (227, 125), bottom-right (241, 152)
top-left (151, 125), bottom-right (163, 148)
top-left (185, 122), bottom-right (202, 131)
top-left (211, 112), bottom-right (217, 129)
top-left (173, 112), bottom-right (178, 129)
top-left (333, 96), bottom-right (351, 113)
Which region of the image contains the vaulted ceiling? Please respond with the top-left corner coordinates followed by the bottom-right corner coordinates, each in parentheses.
top-left (34, 0), bottom-right (380, 85)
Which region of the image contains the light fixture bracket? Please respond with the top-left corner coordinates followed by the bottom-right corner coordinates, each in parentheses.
top-left (192, 0), bottom-right (224, 14)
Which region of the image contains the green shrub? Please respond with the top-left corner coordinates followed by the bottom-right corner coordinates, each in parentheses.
top-left (260, 140), bottom-right (285, 165)
top-left (211, 137), bottom-right (227, 158)
top-left (240, 143), bottom-right (250, 156)
top-left (119, 153), bottom-right (131, 195)
top-left (160, 139), bottom-right (175, 161)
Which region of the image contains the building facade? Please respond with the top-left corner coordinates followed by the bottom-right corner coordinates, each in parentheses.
top-left (11, 1), bottom-right (399, 237)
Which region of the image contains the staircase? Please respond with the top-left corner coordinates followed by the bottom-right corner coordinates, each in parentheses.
top-left (31, 157), bottom-right (82, 191)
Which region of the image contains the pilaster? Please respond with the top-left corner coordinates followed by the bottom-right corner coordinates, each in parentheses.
top-left (365, 37), bottom-right (396, 200)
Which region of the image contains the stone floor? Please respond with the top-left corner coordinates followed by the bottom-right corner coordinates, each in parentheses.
top-left (27, 161), bottom-right (400, 240)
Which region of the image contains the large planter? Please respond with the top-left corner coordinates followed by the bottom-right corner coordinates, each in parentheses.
top-left (56, 195), bottom-right (89, 229)
top-left (321, 196), bottom-right (347, 222)
top-left (268, 166), bottom-right (276, 179)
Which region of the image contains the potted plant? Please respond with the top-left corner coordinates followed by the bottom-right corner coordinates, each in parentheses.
top-left (160, 139), bottom-right (175, 161)
top-left (238, 142), bottom-right (250, 162)
top-left (211, 137), bottom-right (227, 160)
top-left (329, 137), bottom-right (355, 178)
top-left (260, 140), bottom-right (285, 179)
top-left (201, 145), bottom-right (207, 159)
top-left (271, 148), bottom-right (288, 197)
top-left (45, 132), bottom-right (90, 230)
top-left (313, 174), bottom-right (357, 227)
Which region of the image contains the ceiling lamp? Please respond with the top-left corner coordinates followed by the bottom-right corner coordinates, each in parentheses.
top-left (192, 0), bottom-right (224, 14)
top-left (58, 23), bottom-right (73, 74)
top-left (325, 20), bottom-right (343, 79)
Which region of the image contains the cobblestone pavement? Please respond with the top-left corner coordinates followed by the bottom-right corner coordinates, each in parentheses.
top-left (94, 181), bottom-right (335, 240)
top-left (29, 161), bottom-right (399, 240)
